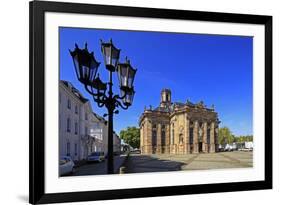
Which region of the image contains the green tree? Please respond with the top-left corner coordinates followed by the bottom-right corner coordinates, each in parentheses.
top-left (218, 127), bottom-right (234, 144)
top-left (120, 126), bottom-right (140, 148)
top-left (235, 135), bottom-right (253, 142)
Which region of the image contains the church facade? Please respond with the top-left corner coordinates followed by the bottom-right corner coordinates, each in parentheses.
top-left (139, 89), bottom-right (220, 154)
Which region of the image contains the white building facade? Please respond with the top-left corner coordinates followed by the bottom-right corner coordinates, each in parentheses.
top-left (59, 80), bottom-right (120, 161)
top-left (59, 81), bottom-right (86, 161)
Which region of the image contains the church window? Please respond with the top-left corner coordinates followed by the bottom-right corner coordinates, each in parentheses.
top-left (179, 134), bottom-right (183, 144)
top-left (152, 124), bottom-right (157, 146)
top-left (189, 128), bottom-right (193, 144)
top-left (161, 130), bottom-right (165, 146)
top-left (207, 129), bottom-right (211, 144)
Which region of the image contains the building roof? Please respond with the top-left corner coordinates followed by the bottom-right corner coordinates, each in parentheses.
top-left (92, 112), bottom-right (107, 124)
top-left (153, 105), bottom-right (172, 113)
top-left (60, 80), bottom-right (88, 103)
top-left (145, 90), bottom-right (215, 114)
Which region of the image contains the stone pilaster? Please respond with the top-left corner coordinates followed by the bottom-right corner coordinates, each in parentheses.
top-left (210, 122), bottom-right (215, 153)
top-left (145, 119), bottom-right (153, 154)
top-left (193, 120), bottom-right (199, 153)
top-left (184, 118), bottom-right (190, 154)
top-left (140, 125), bottom-right (143, 153)
top-left (202, 122), bottom-right (208, 153)
top-left (140, 125), bottom-right (144, 153)
top-left (157, 123), bottom-right (162, 154)
top-left (215, 124), bottom-right (219, 152)
top-left (165, 124), bottom-right (170, 154)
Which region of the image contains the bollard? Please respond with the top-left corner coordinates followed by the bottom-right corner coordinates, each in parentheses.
top-left (119, 166), bottom-right (125, 174)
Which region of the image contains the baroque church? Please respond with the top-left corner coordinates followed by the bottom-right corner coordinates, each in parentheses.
top-left (139, 89), bottom-right (220, 154)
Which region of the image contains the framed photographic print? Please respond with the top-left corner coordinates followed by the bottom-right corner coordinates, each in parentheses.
top-left (29, 0), bottom-right (272, 204)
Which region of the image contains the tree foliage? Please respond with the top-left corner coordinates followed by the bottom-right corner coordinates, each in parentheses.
top-left (218, 126), bottom-right (234, 144)
top-left (218, 126), bottom-right (253, 144)
top-left (120, 126), bottom-right (140, 148)
top-left (234, 135), bottom-right (253, 142)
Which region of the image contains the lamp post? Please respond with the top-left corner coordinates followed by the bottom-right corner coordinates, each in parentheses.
top-left (69, 39), bottom-right (137, 174)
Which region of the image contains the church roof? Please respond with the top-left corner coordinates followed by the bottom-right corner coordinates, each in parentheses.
top-left (153, 105), bottom-right (172, 113)
top-left (148, 100), bottom-right (214, 114)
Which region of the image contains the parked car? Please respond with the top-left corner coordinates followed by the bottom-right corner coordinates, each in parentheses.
top-left (87, 152), bottom-right (105, 163)
top-left (131, 148), bottom-right (141, 154)
top-left (218, 144), bottom-right (224, 152)
top-left (224, 144), bottom-right (234, 152)
top-left (59, 156), bottom-right (75, 176)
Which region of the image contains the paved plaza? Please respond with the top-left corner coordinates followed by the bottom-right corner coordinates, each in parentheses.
top-left (69, 155), bottom-right (127, 176)
top-left (124, 151), bottom-right (253, 173)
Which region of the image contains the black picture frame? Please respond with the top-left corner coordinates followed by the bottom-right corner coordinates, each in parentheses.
top-left (29, 0), bottom-right (272, 204)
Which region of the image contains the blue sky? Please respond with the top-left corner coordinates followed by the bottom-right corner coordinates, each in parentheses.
top-left (60, 27), bottom-right (253, 136)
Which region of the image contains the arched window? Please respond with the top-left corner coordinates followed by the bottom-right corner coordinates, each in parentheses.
top-left (179, 134), bottom-right (184, 144)
top-left (189, 127), bottom-right (194, 144)
top-left (161, 125), bottom-right (165, 146)
top-left (207, 128), bottom-right (211, 144)
top-left (152, 124), bottom-right (157, 146)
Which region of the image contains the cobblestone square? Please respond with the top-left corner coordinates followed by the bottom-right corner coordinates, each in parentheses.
top-left (124, 151), bottom-right (253, 173)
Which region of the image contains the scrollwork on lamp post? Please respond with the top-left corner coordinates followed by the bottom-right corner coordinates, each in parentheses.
top-left (69, 39), bottom-right (137, 174)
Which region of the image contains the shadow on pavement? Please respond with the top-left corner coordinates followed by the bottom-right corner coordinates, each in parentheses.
top-left (66, 155), bottom-right (128, 176)
top-left (124, 154), bottom-right (185, 173)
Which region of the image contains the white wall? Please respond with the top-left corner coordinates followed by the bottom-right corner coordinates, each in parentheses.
top-left (0, 0), bottom-right (280, 205)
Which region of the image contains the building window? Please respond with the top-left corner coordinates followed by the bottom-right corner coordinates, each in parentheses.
top-left (67, 99), bottom-right (71, 109)
top-left (152, 124), bottom-right (157, 146)
top-left (85, 112), bottom-right (88, 120)
top-left (179, 134), bottom-right (183, 144)
top-left (75, 122), bottom-right (78, 135)
top-left (75, 143), bottom-right (78, 156)
top-left (67, 118), bottom-right (71, 132)
top-left (189, 128), bottom-right (194, 144)
top-left (152, 130), bottom-right (157, 146)
top-left (75, 105), bottom-right (78, 114)
top-left (161, 125), bottom-right (166, 146)
top-left (161, 130), bottom-right (165, 146)
top-left (85, 126), bottom-right (88, 135)
top-left (207, 129), bottom-right (211, 144)
top-left (66, 142), bottom-right (70, 156)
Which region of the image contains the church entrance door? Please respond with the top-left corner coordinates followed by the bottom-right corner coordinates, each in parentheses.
top-left (199, 142), bottom-right (203, 152)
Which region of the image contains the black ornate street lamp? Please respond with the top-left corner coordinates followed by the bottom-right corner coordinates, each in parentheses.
top-left (69, 39), bottom-right (137, 174)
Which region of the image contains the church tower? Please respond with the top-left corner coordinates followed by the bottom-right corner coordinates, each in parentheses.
top-left (160, 88), bottom-right (171, 107)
